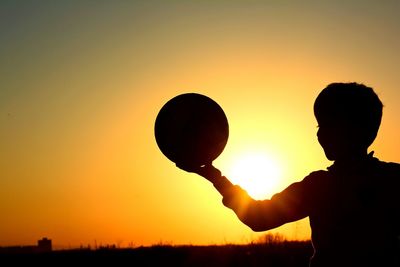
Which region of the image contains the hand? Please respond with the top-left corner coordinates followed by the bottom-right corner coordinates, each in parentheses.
top-left (175, 162), bottom-right (202, 173)
top-left (176, 162), bottom-right (222, 183)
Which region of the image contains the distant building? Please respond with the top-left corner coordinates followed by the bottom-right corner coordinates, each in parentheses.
top-left (0, 237), bottom-right (52, 254)
top-left (37, 238), bottom-right (52, 252)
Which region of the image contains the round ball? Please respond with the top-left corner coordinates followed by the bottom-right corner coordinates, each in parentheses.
top-left (154, 93), bottom-right (229, 167)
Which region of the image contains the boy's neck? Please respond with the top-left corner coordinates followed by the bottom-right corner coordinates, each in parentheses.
top-left (329, 151), bottom-right (376, 176)
top-left (333, 150), bottom-right (370, 164)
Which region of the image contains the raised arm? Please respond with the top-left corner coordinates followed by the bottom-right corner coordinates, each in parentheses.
top-left (177, 163), bottom-right (311, 232)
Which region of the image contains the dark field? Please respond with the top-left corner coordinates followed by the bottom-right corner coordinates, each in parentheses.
top-left (0, 241), bottom-right (313, 267)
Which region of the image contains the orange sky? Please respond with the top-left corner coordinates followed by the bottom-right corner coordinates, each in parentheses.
top-left (1, 1), bottom-right (400, 249)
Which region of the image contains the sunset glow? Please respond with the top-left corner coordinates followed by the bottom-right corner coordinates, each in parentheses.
top-left (1, 1), bottom-right (400, 249)
top-left (227, 151), bottom-right (282, 200)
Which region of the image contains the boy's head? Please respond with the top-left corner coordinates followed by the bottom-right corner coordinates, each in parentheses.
top-left (314, 82), bottom-right (383, 161)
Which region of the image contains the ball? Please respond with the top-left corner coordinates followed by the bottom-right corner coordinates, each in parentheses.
top-left (154, 93), bottom-right (229, 167)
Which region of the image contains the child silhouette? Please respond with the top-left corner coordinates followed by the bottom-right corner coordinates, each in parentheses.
top-left (177, 82), bottom-right (400, 267)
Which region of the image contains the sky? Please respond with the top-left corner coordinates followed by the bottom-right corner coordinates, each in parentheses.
top-left (1, 1), bottom-right (400, 249)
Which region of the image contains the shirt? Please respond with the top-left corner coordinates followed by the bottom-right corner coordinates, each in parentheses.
top-left (213, 155), bottom-right (400, 267)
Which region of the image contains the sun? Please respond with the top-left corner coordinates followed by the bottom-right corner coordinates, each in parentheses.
top-left (225, 151), bottom-right (282, 200)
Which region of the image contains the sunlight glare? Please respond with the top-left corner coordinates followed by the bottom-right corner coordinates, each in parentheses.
top-left (226, 151), bottom-right (282, 200)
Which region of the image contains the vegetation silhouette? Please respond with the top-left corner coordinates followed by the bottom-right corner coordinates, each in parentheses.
top-left (1, 235), bottom-right (313, 267)
top-left (177, 83), bottom-right (400, 267)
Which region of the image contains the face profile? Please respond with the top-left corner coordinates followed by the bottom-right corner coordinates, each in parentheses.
top-left (316, 121), bottom-right (366, 161)
top-left (314, 82), bottom-right (383, 161)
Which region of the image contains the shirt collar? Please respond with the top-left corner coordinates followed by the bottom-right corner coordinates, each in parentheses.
top-left (327, 151), bottom-right (376, 175)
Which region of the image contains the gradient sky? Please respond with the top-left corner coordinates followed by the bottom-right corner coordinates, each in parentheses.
top-left (1, 1), bottom-right (400, 248)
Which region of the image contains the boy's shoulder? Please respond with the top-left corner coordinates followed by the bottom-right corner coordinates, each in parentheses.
top-left (304, 170), bottom-right (329, 181)
top-left (375, 159), bottom-right (400, 177)
top-left (378, 159), bottom-right (400, 169)
top-left (301, 170), bottom-right (331, 188)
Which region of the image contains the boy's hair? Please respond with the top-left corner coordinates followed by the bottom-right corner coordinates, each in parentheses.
top-left (314, 82), bottom-right (383, 147)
